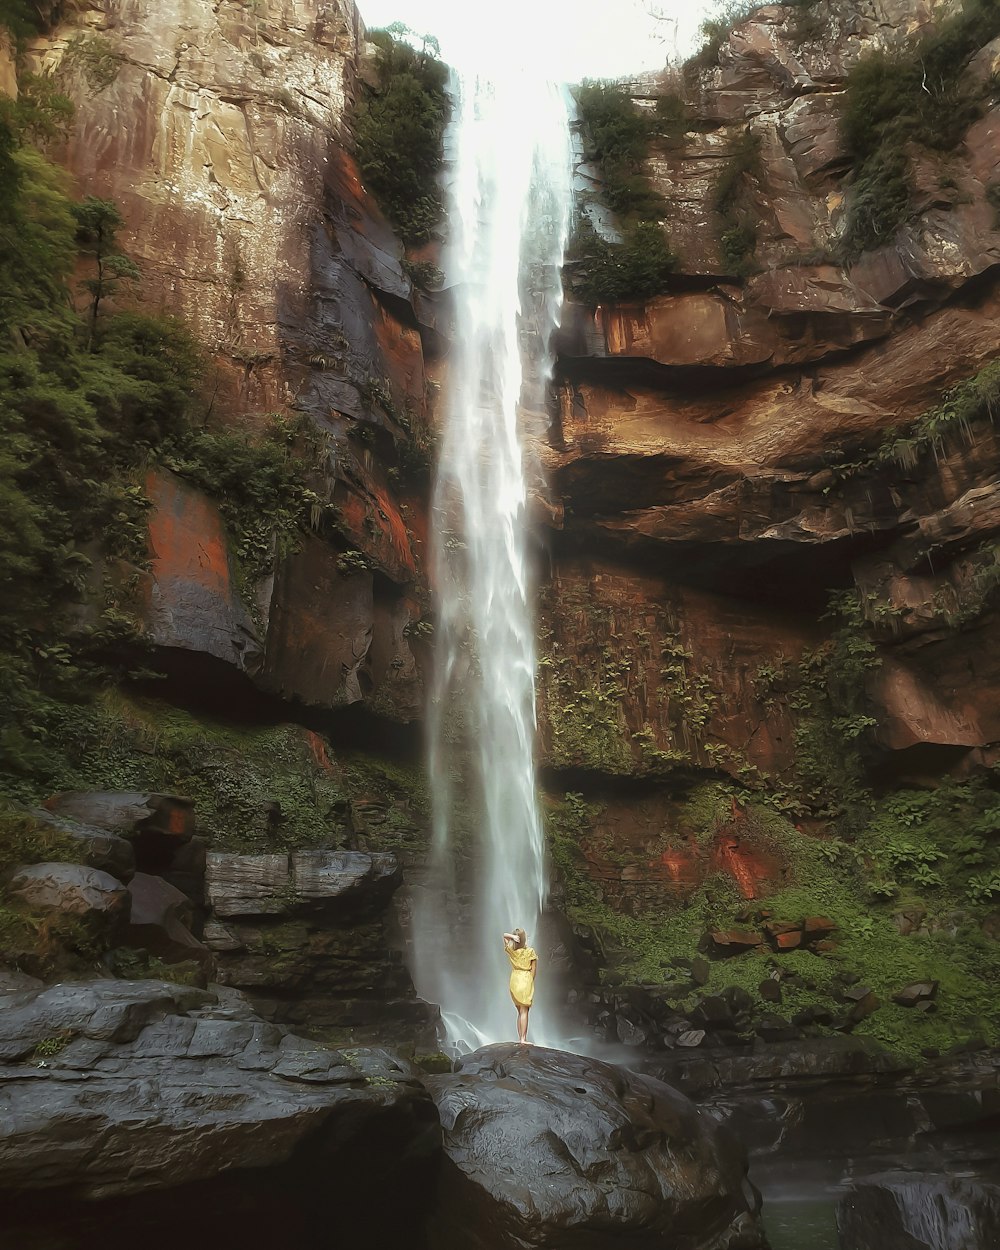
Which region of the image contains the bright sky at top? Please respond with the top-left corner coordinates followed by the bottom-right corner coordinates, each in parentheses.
top-left (356, 0), bottom-right (715, 79)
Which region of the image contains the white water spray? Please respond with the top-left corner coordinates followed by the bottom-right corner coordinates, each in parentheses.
top-left (411, 66), bottom-right (572, 1050)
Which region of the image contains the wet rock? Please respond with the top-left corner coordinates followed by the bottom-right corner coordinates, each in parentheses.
top-left (756, 1014), bottom-right (801, 1043)
top-left (425, 1043), bottom-right (768, 1250)
top-left (711, 929), bottom-right (765, 955)
top-left (45, 792), bottom-right (195, 841)
top-left (893, 981), bottom-right (939, 1008)
top-left (204, 849), bottom-right (436, 1050)
top-left (125, 873), bottom-right (211, 971)
top-left (0, 979), bottom-right (437, 1199)
top-left (205, 850), bottom-right (401, 919)
top-left (30, 809), bottom-right (136, 883)
top-left (616, 1016), bottom-right (648, 1047)
top-left (9, 864), bottom-right (130, 932)
top-left (760, 977), bottom-right (783, 1004)
top-left (837, 1172), bottom-right (1000, 1250)
top-left (691, 955), bottom-right (710, 986)
top-left (677, 1029), bottom-right (707, 1048)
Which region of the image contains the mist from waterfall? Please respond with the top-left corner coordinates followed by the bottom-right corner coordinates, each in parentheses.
top-left (411, 66), bottom-right (572, 1051)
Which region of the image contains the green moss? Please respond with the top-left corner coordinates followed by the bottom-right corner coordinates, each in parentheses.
top-left (0, 803), bottom-right (81, 878)
top-left (341, 754), bottom-right (431, 856)
top-left (16, 691), bottom-right (348, 853)
top-left (112, 948), bottom-right (204, 986)
top-left (547, 781), bottom-right (1000, 1060)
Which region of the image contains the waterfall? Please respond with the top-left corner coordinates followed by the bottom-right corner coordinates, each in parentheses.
top-left (411, 66), bottom-right (572, 1050)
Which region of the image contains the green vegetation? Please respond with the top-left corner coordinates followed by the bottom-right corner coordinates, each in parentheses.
top-left (0, 803), bottom-right (78, 878)
top-left (712, 130), bottom-right (762, 277)
top-left (9, 691), bottom-right (348, 850)
top-left (112, 949), bottom-right (204, 985)
top-left (575, 81), bottom-right (666, 220)
top-left (840, 0), bottom-right (1000, 255)
top-left (568, 81), bottom-right (676, 304)
top-left (354, 26), bottom-right (450, 244)
top-left (567, 217), bottom-right (677, 305)
top-left (687, 0), bottom-right (766, 70)
top-left (547, 782), bottom-right (1000, 1060)
top-left (873, 358), bottom-right (1000, 471)
top-left (62, 33), bottom-right (124, 95)
top-left (401, 258), bottom-right (444, 291)
top-left (0, 93), bottom-right (329, 790)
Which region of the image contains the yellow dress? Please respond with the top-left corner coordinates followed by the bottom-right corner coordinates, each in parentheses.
top-left (507, 946), bottom-right (537, 1007)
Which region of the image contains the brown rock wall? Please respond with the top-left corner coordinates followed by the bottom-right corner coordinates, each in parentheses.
top-left (537, 558), bottom-right (810, 781)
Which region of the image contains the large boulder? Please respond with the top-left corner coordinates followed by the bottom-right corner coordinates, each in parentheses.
top-left (205, 850), bottom-right (402, 918)
top-left (125, 872), bottom-right (212, 971)
top-left (44, 792), bottom-right (195, 840)
top-left (8, 863), bottom-right (130, 934)
top-left (837, 1172), bottom-right (1000, 1250)
top-left (0, 979), bottom-right (439, 1204)
top-left (424, 1043), bottom-right (767, 1250)
top-left (202, 850), bottom-right (437, 1050)
top-left (31, 808), bottom-right (136, 883)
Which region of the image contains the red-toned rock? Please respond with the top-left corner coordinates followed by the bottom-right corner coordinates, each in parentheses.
top-left (143, 470), bottom-right (262, 675)
top-left (775, 932), bottom-right (803, 951)
top-left (711, 929), bottom-right (764, 954)
top-left (45, 792), bottom-right (195, 841)
top-left (803, 916), bottom-right (837, 938)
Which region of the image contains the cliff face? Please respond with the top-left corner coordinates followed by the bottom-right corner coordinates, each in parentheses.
top-left (542, 0), bottom-right (1000, 785)
top-left (27, 0), bottom-right (436, 724)
top-left (7, 0), bottom-right (1000, 1063)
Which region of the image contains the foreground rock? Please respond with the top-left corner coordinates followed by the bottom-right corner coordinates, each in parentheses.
top-left (837, 1172), bottom-right (1000, 1250)
top-left (425, 1043), bottom-right (767, 1250)
top-left (0, 979), bottom-right (438, 1208)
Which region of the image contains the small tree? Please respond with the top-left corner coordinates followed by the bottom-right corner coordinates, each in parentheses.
top-left (72, 197), bottom-right (140, 348)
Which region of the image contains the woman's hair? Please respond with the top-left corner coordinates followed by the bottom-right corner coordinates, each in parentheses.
top-left (514, 927), bottom-right (526, 948)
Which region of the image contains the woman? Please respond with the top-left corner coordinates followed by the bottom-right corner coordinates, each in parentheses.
top-left (503, 927), bottom-right (537, 1044)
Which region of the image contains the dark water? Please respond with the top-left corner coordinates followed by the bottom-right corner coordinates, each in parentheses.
top-left (762, 1194), bottom-right (840, 1250)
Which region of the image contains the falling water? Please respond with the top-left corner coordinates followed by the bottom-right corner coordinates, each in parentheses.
top-left (411, 65), bottom-right (572, 1050)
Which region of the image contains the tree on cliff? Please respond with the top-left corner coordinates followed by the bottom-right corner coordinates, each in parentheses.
top-left (73, 198), bottom-right (140, 350)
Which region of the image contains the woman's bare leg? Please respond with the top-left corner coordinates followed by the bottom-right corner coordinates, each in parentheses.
top-left (517, 1005), bottom-right (530, 1043)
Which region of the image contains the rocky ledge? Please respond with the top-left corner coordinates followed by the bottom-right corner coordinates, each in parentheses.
top-left (424, 1042), bottom-right (768, 1250)
top-left (0, 978), bottom-right (439, 1248)
top-left (837, 1171), bottom-right (1000, 1250)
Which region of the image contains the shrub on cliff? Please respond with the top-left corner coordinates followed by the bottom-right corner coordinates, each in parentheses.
top-left (567, 217), bottom-right (676, 305)
top-left (571, 82), bottom-right (677, 303)
top-left (575, 81), bottom-right (666, 220)
top-left (840, 0), bottom-right (1000, 255)
top-left (354, 28), bottom-right (450, 244)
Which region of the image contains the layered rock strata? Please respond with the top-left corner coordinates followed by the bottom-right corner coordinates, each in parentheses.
top-left (0, 978), bottom-right (439, 1248)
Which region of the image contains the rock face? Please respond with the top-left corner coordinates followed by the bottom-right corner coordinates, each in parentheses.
top-left (0, 979), bottom-right (439, 1248)
top-left (837, 1172), bottom-right (1000, 1250)
top-left (25, 0), bottom-right (435, 724)
top-left (424, 1043), bottom-right (767, 1250)
top-left (203, 851), bottom-right (439, 1046)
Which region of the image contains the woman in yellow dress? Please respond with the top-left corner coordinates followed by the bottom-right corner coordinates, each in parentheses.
top-left (503, 927), bottom-right (537, 1044)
